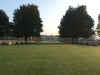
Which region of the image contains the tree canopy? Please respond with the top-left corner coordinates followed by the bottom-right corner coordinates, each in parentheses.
top-left (97, 14), bottom-right (100, 37)
top-left (58, 5), bottom-right (94, 39)
top-left (0, 10), bottom-right (9, 36)
top-left (13, 4), bottom-right (43, 41)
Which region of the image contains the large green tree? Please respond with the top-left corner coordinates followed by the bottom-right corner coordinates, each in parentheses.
top-left (13, 4), bottom-right (43, 41)
top-left (58, 5), bottom-right (94, 41)
top-left (97, 14), bottom-right (100, 37)
top-left (0, 10), bottom-right (9, 36)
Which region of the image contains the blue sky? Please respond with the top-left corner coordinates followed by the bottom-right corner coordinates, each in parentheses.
top-left (0, 0), bottom-right (100, 35)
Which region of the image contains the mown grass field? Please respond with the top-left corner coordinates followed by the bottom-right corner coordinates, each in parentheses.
top-left (0, 44), bottom-right (100, 75)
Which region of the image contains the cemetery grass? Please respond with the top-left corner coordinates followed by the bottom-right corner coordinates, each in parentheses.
top-left (0, 44), bottom-right (100, 75)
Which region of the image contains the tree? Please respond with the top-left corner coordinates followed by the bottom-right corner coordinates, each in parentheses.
top-left (0, 10), bottom-right (9, 36)
top-left (7, 22), bottom-right (15, 36)
top-left (58, 5), bottom-right (94, 42)
top-left (97, 14), bottom-right (100, 37)
top-left (13, 4), bottom-right (43, 41)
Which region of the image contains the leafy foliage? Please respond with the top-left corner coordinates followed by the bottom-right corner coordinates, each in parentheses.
top-left (13, 4), bottom-right (43, 41)
top-left (58, 5), bottom-right (94, 39)
top-left (0, 10), bottom-right (9, 36)
top-left (97, 14), bottom-right (100, 37)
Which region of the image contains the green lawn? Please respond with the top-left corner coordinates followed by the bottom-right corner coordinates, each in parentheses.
top-left (0, 44), bottom-right (100, 75)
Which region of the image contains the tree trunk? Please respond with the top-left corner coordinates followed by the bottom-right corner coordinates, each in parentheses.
top-left (72, 37), bottom-right (78, 44)
top-left (72, 37), bottom-right (74, 44)
top-left (24, 35), bottom-right (28, 42)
